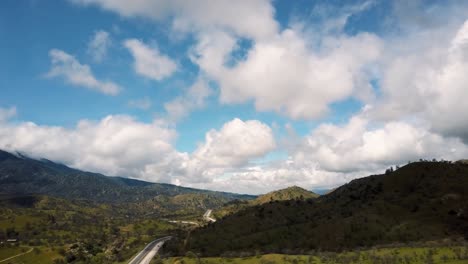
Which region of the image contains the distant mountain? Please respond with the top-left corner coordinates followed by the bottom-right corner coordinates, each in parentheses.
top-left (0, 149), bottom-right (254, 204)
top-left (175, 161), bottom-right (468, 256)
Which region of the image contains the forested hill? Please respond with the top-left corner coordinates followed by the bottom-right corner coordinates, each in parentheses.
top-left (177, 161), bottom-right (468, 256)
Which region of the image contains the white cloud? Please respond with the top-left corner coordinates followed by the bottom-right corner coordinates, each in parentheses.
top-left (128, 97), bottom-right (152, 110)
top-left (373, 19), bottom-right (468, 143)
top-left (87, 30), bottom-right (111, 63)
top-left (164, 78), bottom-right (212, 121)
top-left (171, 118), bottom-right (277, 186)
top-left (192, 29), bottom-right (382, 119)
top-left (0, 113), bottom-right (277, 192)
top-left (192, 118), bottom-right (276, 168)
top-left (46, 49), bottom-right (121, 95)
top-left (123, 39), bottom-right (177, 81)
top-left (70, 0), bottom-right (278, 40)
top-left (0, 114), bottom-right (180, 182)
top-left (191, 113), bottom-right (468, 194)
top-left (298, 115), bottom-right (468, 173)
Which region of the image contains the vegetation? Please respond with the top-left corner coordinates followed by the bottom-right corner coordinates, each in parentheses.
top-left (0, 194), bottom-right (179, 263)
top-left (0, 149), bottom-right (256, 263)
top-left (169, 161), bottom-right (468, 256)
top-left (162, 246), bottom-right (468, 264)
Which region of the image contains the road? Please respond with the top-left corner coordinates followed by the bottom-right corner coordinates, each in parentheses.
top-left (203, 209), bottom-right (216, 222)
top-left (128, 236), bottom-right (171, 264)
top-left (168, 220), bottom-right (199, 226)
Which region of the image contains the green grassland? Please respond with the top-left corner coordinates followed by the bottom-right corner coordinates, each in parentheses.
top-left (162, 246), bottom-right (468, 264)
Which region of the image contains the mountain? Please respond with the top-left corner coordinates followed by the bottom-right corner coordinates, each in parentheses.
top-left (0, 149), bottom-right (254, 204)
top-left (172, 161), bottom-right (468, 256)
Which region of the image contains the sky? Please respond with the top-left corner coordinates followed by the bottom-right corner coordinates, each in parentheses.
top-left (1, 0), bottom-right (468, 194)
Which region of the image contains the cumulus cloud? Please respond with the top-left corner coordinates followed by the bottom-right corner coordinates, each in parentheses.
top-left (172, 118), bottom-right (276, 186)
top-left (0, 112), bottom-right (277, 192)
top-left (46, 49), bottom-right (121, 95)
top-left (0, 114), bottom-right (180, 182)
top-left (298, 115), bottom-right (468, 173)
top-left (123, 39), bottom-right (177, 81)
top-left (373, 19), bottom-right (468, 143)
top-left (191, 113), bottom-right (468, 194)
top-left (87, 30), bottom-right (111, 62)
top-left (192, 118), bottom-right (276, 168)
top-left (12, 1), bottom-right (468, 194)
top-left (70, 0), bottom-right (278, 39)
top-left (128, 97), bottom-right (152, 110)
top-left (192, 29), bottom-right (382, 119)
top-left (164, 78), bottom-right (212, 121)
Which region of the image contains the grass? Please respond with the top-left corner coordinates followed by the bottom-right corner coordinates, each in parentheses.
top-left (0, 246), bottom-right (26, 259)
top-left (13, 247), bottom-right (61, 264)
top-left (162, 246), bottom-right (468, 264)
top-left (0, 246), bottom-right (61, 264)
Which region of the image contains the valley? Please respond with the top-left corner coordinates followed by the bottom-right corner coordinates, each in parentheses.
top-left (0, 150), bottom-right (467, 263)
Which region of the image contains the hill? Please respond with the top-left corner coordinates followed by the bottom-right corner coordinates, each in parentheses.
top-left (171, 161), bottom-right (468, 256)
top-left (0, 149), bottom-right (254, 204)
top-left (253, 186), bottom-right (319, 205)
top-left (213, 186), bottom-right (319, 219)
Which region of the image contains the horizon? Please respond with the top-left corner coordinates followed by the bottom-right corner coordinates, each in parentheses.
top-left (2, 0), bottom-right (468, 194)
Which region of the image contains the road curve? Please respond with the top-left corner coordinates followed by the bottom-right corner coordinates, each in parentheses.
top-left (128, 236), bottom-right (171, 264)
top-left (203, 209), bottom-right (216, 222)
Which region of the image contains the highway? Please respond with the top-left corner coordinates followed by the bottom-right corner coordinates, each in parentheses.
top-left (128, 236), bottom-right (171, 264)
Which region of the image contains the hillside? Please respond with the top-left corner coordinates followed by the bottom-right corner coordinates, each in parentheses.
top-left (0, 150), bottom-right (254, 204)
top-left (171, 161), bottom-right (468, 256)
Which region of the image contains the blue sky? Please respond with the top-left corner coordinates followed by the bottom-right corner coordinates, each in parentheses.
top-left (1, 0), bottom-right (468, 194)
top-left (1, 0), bottom-right (365, 136)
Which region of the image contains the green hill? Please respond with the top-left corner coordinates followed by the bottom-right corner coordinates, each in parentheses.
top-left (171, 161), bottom-right (468, 256)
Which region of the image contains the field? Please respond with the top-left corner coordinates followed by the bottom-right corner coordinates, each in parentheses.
top-left (162, 246), bottom-right (468, 264)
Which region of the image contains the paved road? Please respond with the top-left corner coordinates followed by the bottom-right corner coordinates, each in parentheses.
top-left (203, 209), bottom-right (216, 222)
top-left (128, 236), bottom-right (171, 264)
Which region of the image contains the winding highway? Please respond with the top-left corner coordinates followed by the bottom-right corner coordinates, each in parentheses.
top-left (128, 236), bottom-right (171, 264)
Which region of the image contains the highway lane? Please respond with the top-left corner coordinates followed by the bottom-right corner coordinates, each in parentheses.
top-left (128, 236), bottom-right (171, 264)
